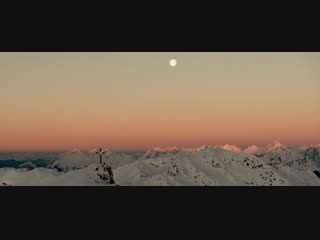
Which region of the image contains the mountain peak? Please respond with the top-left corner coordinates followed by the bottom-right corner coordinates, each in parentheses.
top-left (214, 144), bottom-right (242, 153)
top-left (243, 145), bottom-right (263, 154)
top-left (266, 141), bottom-right (287, 152)
top-left (195, 145), bottom-right (210, 151)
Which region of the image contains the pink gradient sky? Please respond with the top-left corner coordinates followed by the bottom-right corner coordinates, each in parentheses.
top-left (1, 52), bottom-right (319, 151)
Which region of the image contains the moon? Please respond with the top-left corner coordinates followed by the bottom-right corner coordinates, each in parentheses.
top-left (170, 59), bottom-right (177, 67)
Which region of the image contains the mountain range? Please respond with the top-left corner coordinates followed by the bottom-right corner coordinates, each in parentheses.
top-left (1, 142), bottom-right (320, 186)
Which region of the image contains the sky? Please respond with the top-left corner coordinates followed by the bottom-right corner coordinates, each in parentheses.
top-left (0, 52), bottom-right (320, 152)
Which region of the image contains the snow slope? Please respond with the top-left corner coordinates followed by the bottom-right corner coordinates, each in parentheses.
top-left (114, 147), bottom-right (320, 186)
top-left (0, 167), bottom-right (98, 186)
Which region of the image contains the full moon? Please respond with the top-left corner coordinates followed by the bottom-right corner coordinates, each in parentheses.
top-left (170, 59), bottom-right (177, 67)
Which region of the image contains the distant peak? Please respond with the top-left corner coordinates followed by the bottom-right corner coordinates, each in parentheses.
top-left (214, 144), bottom-right (242, 153)
top-left (271, 141), bottom-right (282, 146)
top-left (248, 144), bottom-right (258, 148)
top-left (151, 146), bottom-right (180, 153)
top-left (195, 145), bottom-right (210, 151)
top-left (243, 145), bottom-right (265, 154)
top-left (144, 146), bottom-right (179, 155)
top-left (266, 141), bottom-right (287, 151)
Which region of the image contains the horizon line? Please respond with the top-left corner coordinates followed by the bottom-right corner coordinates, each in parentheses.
top-left (1, 141), bottom-right (319, 153)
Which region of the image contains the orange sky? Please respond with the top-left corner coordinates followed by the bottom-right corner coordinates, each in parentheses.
top-left (0, 52), bottom-right (320, 151)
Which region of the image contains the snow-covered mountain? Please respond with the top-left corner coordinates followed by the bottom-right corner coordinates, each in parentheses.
top-left (52, 143), bottom-right (320, 186)
top-left (1, 142), bottom-right (320, 186)
top-left (266, 141), bottom-right (288, 152)
top-left (214, 144), bottom-right (242, 153)
top-left (243, 145), bottom-right (266, 155)
top-left (0, 166), bottom-right (104, 186)
top-left (113, 146), bottom-right (320, 186)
